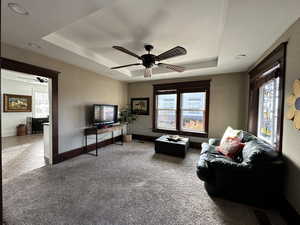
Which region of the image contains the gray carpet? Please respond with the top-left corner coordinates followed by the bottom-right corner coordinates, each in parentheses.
top-left (3, 141), bottom-right (284, 225)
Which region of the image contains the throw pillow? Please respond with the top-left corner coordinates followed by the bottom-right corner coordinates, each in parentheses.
top-left (217, 137), bottom-right (245, 159)
top-left (220, 126), bottom-right (243, 145)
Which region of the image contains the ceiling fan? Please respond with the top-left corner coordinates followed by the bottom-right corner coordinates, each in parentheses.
top-left (36, 77), bottom-right (48, 83)
top-left (17, 76), bottom-right (48, 83)
top-left (111, 44), bottom-right (187, 78)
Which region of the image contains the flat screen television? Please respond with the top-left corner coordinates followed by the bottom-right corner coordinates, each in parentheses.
top-left (92, 104), bottom-right (118, 125)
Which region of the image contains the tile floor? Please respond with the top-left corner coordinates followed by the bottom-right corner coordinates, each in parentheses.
top-left (2, 134), bottom-right (47, 182)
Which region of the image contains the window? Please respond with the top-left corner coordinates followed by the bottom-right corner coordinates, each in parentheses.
top-left (181, 92), bottom-right (206, 133)
top-left (153, 81), bottom-right (210, 137)
top-left (34, 92), bottom-right (49, 118)
top-left (156, 94), bottom-right (177, 130)
top-left (257, 77), bottom-right (280, 146)
top-left (248, 42), bottom-right (287, 152)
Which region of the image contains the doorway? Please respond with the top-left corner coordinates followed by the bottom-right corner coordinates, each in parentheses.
top-left (1, 69), bottom-right (51, 180)
top-left (1, 58), bottom-right (59, 165)
top-left (0, 58), bottom-right (59, 223)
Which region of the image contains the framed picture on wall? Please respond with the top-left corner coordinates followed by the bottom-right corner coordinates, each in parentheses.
top-left (3, 94), bottom-right (32, 112)
top-left (131, 98), bottom-right (149, 115)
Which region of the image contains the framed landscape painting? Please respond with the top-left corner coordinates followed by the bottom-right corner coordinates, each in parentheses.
top-left (4, 94), bottom-right (32, 112)
top-left (131, 98), bottom-right (149, 115)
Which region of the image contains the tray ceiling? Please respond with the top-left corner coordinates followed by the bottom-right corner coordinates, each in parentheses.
top-left (2, 0), bottom-right (300, 81)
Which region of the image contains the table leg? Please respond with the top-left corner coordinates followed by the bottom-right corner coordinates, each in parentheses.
top-left (96, 133), bottom-right (98, 156)
top-left (85, 135), bottom-right (87, 152)
top-left (121, 128), bottom-right (123, 145)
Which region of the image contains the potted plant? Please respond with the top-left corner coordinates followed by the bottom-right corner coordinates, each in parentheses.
top-left (119, 105), bottom-right (136, 142)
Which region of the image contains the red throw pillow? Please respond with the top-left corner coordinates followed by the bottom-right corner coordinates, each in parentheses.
top-left (216, 137), bottom-right (245, 159)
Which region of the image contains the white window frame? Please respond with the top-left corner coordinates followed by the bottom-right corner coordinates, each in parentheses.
top-left (180, 92), bottom-right (206, 133)
top-left (156, 93), bottom-right (177, 130)
top-left (33, 91), bottom-right (49, 118)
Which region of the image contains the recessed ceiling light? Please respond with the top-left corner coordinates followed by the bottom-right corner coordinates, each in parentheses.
top-left (28, 42), bottom-right (41, 49)
top-left (8, 3), bottom-right (29, 15)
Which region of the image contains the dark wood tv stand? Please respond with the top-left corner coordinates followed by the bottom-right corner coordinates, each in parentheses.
top-left (84, 124), bottom-right (124, 156)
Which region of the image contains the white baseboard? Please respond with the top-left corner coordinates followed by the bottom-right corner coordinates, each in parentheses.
top-left (2, 130), bottom-right (16, 137)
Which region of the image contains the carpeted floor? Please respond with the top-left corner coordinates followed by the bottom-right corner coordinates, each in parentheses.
top-left (3, 141), bottom-right (285, 225)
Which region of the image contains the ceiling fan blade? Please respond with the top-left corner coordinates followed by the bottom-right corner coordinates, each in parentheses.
top-left (112, 46), bottom-right (142, 59)
top-left (158, 63), bottom-right (185, 72)
top-left (111, 63), bottom-right (141, 69)
top-left (155, 46), bottom-right (187, 61)
top-left (144, 68), bottom-right (152, 78)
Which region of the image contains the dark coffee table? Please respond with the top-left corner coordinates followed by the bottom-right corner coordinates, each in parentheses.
top-left (154, 135), bottom-right (190, 158)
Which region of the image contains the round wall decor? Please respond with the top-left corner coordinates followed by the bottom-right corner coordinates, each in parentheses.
top-left (286, 79), bottom-right (300, 129)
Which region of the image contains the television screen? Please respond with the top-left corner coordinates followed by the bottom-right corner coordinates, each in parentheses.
top-left (93, 104), bottom-right (117, 124)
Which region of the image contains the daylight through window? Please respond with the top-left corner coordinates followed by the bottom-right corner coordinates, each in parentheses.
top-left (153, 81), bottom-right (210, 137)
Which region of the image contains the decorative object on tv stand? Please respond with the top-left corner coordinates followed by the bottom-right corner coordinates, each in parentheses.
top-left (3, 94), bottom-right (32, 112)
top-left (131, 98), bottom-right (149, 115)
top-left (286, 79), bottom-right (300, 130)
top-left (119, 106), bottom-right (136, 142)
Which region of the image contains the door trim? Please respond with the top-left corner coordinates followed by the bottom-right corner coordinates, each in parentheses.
top-left (1, 57), bottom-right (60, 163)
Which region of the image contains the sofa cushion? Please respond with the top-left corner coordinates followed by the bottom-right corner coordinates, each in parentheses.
top-left (240, 131), bottom-right (257, 143)
top-left (208, 157), bottom-right (250, 171)
top-left (242, 139), bottom-right (280, 164)
top-left (208, 138), bottom-right (221, 146)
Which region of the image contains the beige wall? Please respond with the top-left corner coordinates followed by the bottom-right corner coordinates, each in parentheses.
top-left (1, 43), bottom-right (128, 153)
top-left (128, 73), bottom-right (248, 143)
top-left (251, 18), bottom-right (300, 213)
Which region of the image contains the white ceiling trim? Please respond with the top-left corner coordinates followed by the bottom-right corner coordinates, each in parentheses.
top-left (43, 33), bottom-right (132, 77)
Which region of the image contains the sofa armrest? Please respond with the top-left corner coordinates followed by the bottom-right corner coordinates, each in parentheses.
top-left (208, 138), bottom-right (221, 146)
top-left (196, 157), bottom-right (211, 181)
top-left (197, 144), bottom-right (219, 181)
top-left (197, 144), bottom-right (226, 182)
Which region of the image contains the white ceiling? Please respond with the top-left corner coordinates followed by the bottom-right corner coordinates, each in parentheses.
top-left (2, 0), bottom-right (300, 82)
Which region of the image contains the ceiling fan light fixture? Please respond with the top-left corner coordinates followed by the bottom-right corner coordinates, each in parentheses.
top-left (144, 68), bottom-right (152, 78)
top-left (8, 3), bottom-right (29, 15)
